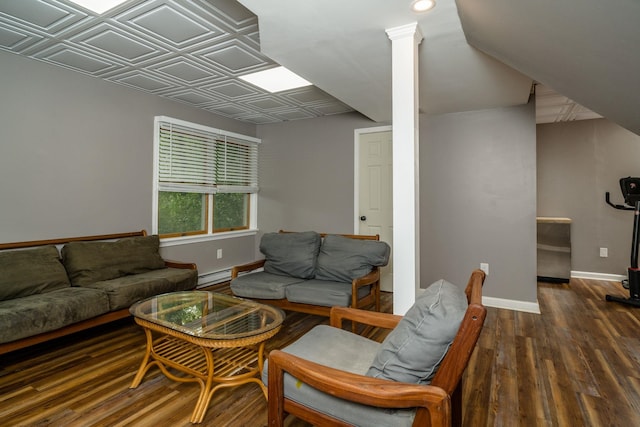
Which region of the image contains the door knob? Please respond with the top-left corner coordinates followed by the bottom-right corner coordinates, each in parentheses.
top-left (360, 216), bottom-right (367, 221)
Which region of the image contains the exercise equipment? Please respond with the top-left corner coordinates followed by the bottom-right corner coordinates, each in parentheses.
top-left (605, 177), bottom-right (640, 306)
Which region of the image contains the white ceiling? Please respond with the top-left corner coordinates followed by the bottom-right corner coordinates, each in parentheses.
top-left (0, 0), bottom-right (629, 130)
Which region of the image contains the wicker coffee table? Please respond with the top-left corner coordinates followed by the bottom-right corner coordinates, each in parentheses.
top-left (129, 291), bottom-right (284, 423)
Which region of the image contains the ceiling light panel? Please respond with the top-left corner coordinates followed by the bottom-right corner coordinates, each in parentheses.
top-left (239, 66), bottom-right (312, 93)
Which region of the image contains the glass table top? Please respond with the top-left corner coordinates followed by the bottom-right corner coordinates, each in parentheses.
top-left (130, 291), bottom-right (284, 340)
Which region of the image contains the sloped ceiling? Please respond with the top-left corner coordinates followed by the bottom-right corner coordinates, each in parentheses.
top-left (456, 0), bottom-right (640, 135)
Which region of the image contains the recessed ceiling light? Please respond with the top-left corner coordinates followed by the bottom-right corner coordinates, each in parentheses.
top-left (410, 0), bottom-right (436, 13)
top-left (67, 0), bottom-right (129, 14)
top-left (239, 66), bottom-right (312, 93)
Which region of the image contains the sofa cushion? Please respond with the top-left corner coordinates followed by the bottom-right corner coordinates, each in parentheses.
top-left (262, 325), bottom-right (417, 426)
top-left (85, 268), bottom-right (194, 310)
top-left (62, 235), bottom-right (166, 286)
top-left (0, 246), bottom-right (70, 301)
top-left (285, 279), bottom-right (371, 307)
top-left (231, 271), bottom-right (306, 299)
top-left (366, 279), bottom-right (468, 384)
top-left (137, 267), bottom-right (198, 291)
top-left (260, 231), bottom-right (321, 279)
top-left (0, 287), bottom-right (109, 344)
top-left (315, 235), bottom-right (390, 283)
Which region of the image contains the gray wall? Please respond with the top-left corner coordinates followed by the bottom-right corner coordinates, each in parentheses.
top-left (1, 48), bottom-right (541, 302)
top-left (537, 118), bottom-right (640, 276)
top-left (257, 104), bottom-right (538, 303)
top-left (0, 51), bottom-right (257, 275)
top-left (256, 112), bottom-right (380, 236)
top-left (421, 102), bottom-right (538, 303)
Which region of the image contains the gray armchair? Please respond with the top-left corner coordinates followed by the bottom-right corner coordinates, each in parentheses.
top-left (265, 269), bottom-right (487, 427)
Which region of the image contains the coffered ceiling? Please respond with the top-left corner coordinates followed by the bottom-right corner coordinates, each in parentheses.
top-left (0, 0), bottom-right (353, 124)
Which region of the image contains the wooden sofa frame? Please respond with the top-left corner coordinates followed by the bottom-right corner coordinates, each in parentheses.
top-left (267, 269), bottom-right (487, 427)
top-left (0, 230), bottom-right (197, 355)
top-left (230, 231), bottom-right (382, 317)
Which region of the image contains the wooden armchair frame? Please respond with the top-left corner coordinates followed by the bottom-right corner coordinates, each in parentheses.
top-left (267, 269), bottom-right (487, 427)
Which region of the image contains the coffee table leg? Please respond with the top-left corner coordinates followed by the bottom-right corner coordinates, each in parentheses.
top-left (190, 348), bottom-right (215, 423)
top-left (130, 328), bottom-right (155, 388)
top-left (191, 343), bottom-right (269, 423)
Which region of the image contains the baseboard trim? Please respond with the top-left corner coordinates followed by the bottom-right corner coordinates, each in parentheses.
top-left (197, 269), bottom-right (232, 288)
top-left (571, 271), bottom-right (626, 282)
top-left (482, 296), bottom-right (541, 314)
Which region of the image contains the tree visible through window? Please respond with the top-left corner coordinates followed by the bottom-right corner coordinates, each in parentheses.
top-left (153, 116), bottom-right (259, 238)
top-left (214, 193), bottom-right (248, 231)
top-left (158, 192), bottom-right (207, 236)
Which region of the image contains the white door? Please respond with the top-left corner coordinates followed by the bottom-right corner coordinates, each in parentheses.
top-left (357, 130), bottom-right (393, 292)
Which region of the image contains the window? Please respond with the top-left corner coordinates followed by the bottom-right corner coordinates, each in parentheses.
top-left (153, 116), bottom-right (259, 240)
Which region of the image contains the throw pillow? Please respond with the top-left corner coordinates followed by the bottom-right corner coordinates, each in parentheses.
top-left (314, 235), bottom-right (390, 283)
top-left (62, 235), bottom-right (166, 286)
top-left (260, 231), bottom-right (321, 279)
top-left (0, 246), bottom-right (70, 301)
top-left (366, 279), bottom-right (468, 384)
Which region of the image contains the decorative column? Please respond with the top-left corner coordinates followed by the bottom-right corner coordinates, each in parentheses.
top-left (386, 22), bottom-right (423, 315)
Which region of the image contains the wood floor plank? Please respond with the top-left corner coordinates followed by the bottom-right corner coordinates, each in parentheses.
top-left (2, 280), bottom-right (640, 425)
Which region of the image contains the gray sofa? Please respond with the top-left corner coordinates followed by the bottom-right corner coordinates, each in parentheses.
top-left (0, 231), bottom-right (198, 354)
top-left (230, 231), bottom-right (390, 316)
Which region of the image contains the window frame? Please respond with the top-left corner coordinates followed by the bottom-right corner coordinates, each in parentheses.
top-left (152, 116), bottom-right (260, 245)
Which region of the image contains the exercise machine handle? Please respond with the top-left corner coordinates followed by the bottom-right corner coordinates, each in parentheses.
top-left (605, 191), bottom-right (635, 210)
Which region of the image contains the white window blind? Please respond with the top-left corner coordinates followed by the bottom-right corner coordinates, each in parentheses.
top-left (155, 116), bottom-right (259, 194)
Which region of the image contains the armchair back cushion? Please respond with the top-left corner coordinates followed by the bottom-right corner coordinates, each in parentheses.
top-left (366, 279), bottom-right (467, 384)
top-left (62, 235), bottom-right (166, 286)
top-left (314, 234), bottom-right (390, 283)
top-left (0, 246), bottom-right (71, 301)
top-left (260, 231), bottom-right (321, 279)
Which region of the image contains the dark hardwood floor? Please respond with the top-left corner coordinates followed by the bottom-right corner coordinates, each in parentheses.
top-left (1, 278), bottom-right (639, 426)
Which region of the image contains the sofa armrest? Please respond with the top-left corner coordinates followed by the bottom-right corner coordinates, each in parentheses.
top-left (352, 268), bottom-right (380, 289)
top-left (231, 259), bottom-right (266, 278)
top-left (163, 260), bottom-right (197, 270)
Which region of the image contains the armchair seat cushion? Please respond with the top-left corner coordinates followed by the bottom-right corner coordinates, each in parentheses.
top-left (230, 271), bottom-right (306, 299)
top-left (285, 279), bottom-right (371, 307)
top-left (263, 325), bottom-right (417, 427)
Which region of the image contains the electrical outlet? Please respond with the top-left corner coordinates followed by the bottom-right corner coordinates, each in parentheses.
top-left (216, 249), bottom-right (223, 259)
top-left (480, 263), bottom-right (489, 275)
top-left (600, 247), bottom-right (608, 258)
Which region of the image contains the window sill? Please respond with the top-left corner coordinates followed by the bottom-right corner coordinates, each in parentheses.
top-left (159, 229), bottom-right (258, 248)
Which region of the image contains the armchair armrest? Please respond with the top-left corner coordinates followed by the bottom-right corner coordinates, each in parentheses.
top-left (329, 306), bottom-right (402, 329)
top-left (163, 260), bottom-right (197, 270)
top-left (268, 349), bottom-right (451, 427)
top-left (230, 259), bottom-right (266, 278)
